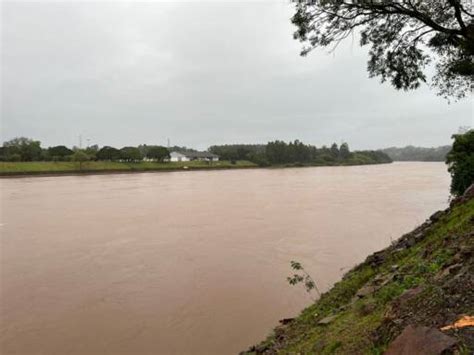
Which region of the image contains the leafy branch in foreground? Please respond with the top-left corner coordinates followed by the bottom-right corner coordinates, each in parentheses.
top-left (291, 0), bottom-right (474, 99)
top-left (287, 261), bottom-right (321, 299)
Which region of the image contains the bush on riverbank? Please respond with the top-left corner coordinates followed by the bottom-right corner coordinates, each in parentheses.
top-left (447, 129), bottom-right (474, 197)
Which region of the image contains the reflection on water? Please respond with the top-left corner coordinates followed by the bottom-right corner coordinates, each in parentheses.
top-left (0, 163), bottom-right (450, 354)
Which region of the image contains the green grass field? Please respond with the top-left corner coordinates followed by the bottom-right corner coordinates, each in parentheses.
top-left (0, 160), bottom-right (257, 176)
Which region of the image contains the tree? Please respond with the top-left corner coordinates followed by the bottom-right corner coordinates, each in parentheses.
top-left (120, 147), bottom-right (143, 162)
top-left (84, 145), bottom-right (99, 160)
top-left (291, 0), bottom-right (474, 99)
top-left (0, 147), bottom-right (6, 161)
top-left (209, 144), bottom-right (266, 161)
top-left (145, 146), bottom-right (170, 162)
top-left (330, 143), bottom-right (339, 159)
top-left (97, 146), bottom-right (121, 161)
top-left (446, 129), bottom-right (474, 196)
top-left (87, 144), bottom-right (99, 152)
top-left (72, 150), bottom-right (89, 170)
top-left (48, 145), bottom-right (73, 160)
top-left (266, 141), bottom-right (290, 164)
top-left (3, 137), bottom-right (42, 161)
top-left (339, 142), bottom-right (351, 160)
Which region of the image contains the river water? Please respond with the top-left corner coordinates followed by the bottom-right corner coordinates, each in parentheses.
top-left (0, 162), bottom-right (450, 354)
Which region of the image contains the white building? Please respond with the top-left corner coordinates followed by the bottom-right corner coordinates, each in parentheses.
top-left (169, 151), bottom-right (219, 162)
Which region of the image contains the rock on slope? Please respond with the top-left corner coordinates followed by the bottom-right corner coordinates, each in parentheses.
top-left (242, 186), bottom-right (474, 355)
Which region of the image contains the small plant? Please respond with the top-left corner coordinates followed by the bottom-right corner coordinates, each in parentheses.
top-left (72, 150), bottom-right (90, 170)
top-left (287, 261), bottom-right (321, 299)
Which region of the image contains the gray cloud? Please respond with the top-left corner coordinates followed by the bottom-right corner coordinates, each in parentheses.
top-left (2, 1), bottom-right (472, 150)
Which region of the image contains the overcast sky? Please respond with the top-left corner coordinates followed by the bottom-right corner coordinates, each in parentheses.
top-left (2, 0), bottom-right (473, 150)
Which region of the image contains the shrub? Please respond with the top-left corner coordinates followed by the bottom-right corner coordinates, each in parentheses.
top-left (446, 129), bottom-right (474, 196)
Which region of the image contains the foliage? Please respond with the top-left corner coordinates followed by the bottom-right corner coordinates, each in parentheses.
top-left (72, 150), bottom-right (89, 170)
top-left (2, 137), bottom-right (42, 161)
top-left (8, 153), bottom-right (21, 162)
top-left (354, 150), bottom-right (394, 163)
top-left (266, 140), bottom-right (316, 164)
top-left (446, 129), bottom-right (474, 196)
top-left (144, 146), bottom-right (170, 161)
top-left (339, 142), bottom-right (351, 160)
top-left (266, 140), bottom-right (311, 164)
top-left (287, 261), bottom-right (321, 298)
top-left (96, 146), bottom-right (121, 161)
top-left (248, 152), bottom-right (270, 167)
top-left (47, 145), bottom-right (73, 161)
top-left (211, 140), bottom-right (392, 166)
top-left (381, 145), bottom-right (452, 161)
top-left (291, 0), bottom-right (474, 99)
top-left (330, 143), bottom-right (339, 159)
top-left (83, 145), bottom-right (99, 160)
top-left (167, 146), bottom-right (198, 154)
top-left (120, 146), bottom-right (143, 162)
top-left (209, 144), bottom-right (266, 161)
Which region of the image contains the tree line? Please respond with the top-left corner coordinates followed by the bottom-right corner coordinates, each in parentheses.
top-left (209, 140), bottom-right (392, 166)
top-left (0, 138), bottom-right (170, 163)
top-left (1, 138), bottom-right (392, 166)
top-left (381, 146), bottom-right (452, 162)
top-left (2, 133), bottom-right (473, 197)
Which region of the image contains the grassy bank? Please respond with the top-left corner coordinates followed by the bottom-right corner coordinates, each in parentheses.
top-left (244, 192), bottom-right (474, 354)
top-left (0, 159), bottom-right (393, 177)
top-left (0, 160), bottom-right (257, 176)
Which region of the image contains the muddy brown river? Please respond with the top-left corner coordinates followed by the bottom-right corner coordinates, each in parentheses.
top-left (0, 162), bottom-right (450, 354)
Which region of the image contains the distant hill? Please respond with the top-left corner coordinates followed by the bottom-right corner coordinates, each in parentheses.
top-left (380, 145), bottom-right (451, 162)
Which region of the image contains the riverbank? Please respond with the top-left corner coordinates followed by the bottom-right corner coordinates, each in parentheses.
top-left (0, 160), bottom-right (258, 177)
top-left (243, 187), bottom-right (474, 354)
top-left (0, 160), bottom-right (393, 177)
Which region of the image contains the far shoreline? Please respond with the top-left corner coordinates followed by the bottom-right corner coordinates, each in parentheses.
top-left (0, 160), bottom-right (409, 179)
top-left (0, 164), bottom-right (259, 178)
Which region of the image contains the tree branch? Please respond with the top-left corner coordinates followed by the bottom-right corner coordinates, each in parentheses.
top-left (448, 0), bottom-right (467, 33)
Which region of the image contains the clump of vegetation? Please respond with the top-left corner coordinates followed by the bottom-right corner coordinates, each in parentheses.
top-left (290, 1), bottom-right (473, 99)
top-left (210, 141), bottom-right (392, 167)
top-left (446, 129), bottom-right (474, 196)
top-left (143, 145), bottom-right (170, 162)
top-left (0, 137), bottom-right (172, 163)
top-left (287, 261), bottom-right (321, 299)
top-left (0, 137), bottom-right (42, 162)
top-left (72, 150), bottom-right (89, 170)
